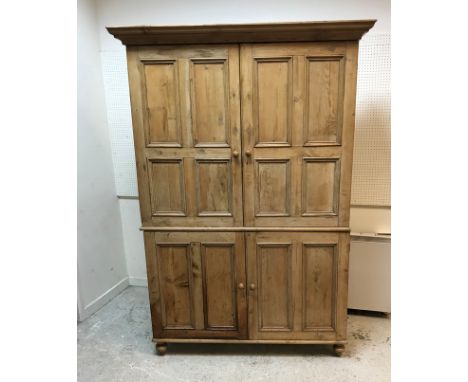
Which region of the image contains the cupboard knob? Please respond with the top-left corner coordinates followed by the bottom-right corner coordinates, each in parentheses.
top-left (249, 283), bottom-right (256, 290)
top-left (232, 150), bottom-right (239, 158)
top-left (245, 150), bottom-right (252, 157)
top-left (238, 282), bottom-right (245, 289)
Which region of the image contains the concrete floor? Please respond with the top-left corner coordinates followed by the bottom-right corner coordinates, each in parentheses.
top-left (78, 287), bottom-right (390, 382)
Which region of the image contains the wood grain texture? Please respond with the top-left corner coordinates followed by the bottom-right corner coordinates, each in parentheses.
top-left (107, 20), bottom-right (376, 46)
top-left (304, 56), bottom-right (344, 145)
top-left (190, 59), bottom-right (230, 147)
top-left (303, 244), bottom-right (336, 329)
top-left (247, 232), bottom-right (347, 341)
top-left (195, 159), bottom-right (232, 216)
top-left (128, 45), bottom-right (243, 227)
top-left (150, 232), bottom-right (247, 339)
top-left (140, 226), bottom-right (351, 232)
top-left (143, 61), bottom-right (181, 146)
top-left (202, 244), bottom-right (237, 329)
top-left (154, 338), bottom-right (346, 344)
top-left (241, 43), bottom-right (351, 227)
top-left (116, 22), bottom-right (371, 350)
top-left (153, 338), bottom-right (348, 345)
top-left (302, 158), bottom-right (341, 215)
top-left (156, 244), bottom-right (194, 329)
top-left (148, 159), bottom-right (186, 216)
top-left (255, 58), bottom-right (292, 145)
top-left (257, 244), bottom-right (293, 330)
top-left (255, 159), bottom-right (290, 216)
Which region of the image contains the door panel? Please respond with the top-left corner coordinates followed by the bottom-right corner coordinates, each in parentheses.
top-left (144, 61), bottom-right (182, 147)
top-left (257, 244), bottom-right (293, 330)
top-left (191, 59), bottom-right (231, 147)
top-left (195, 159), bottom-right (233, 216)
top-left (127, 45), bottom-right (242, 227)
top-left (146, 232), bottom-right (247, 339)
top-left (246, 232), bottom-right (349, 341)
top-left (202, 244), bottom-right (237, 329)
top-left (148, 159), bottom-right (186, 216)
top-left (241, 42), bottom-right (358, 227)
top-left (303, 244), bottom-right (336, 330)
top-left (156, 244), bottom-right (193, 328)
top-left (304, 56), bottom-right (344, 144)
top-left (255, 159), bottom-right (290, 216)
top-left (255, 58), bottom-right (292, 145)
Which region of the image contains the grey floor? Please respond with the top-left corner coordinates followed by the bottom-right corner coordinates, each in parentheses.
top-left (78, 287), bottom-right (390, 382)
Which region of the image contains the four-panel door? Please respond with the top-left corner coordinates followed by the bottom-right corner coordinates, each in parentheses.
top-left (241, 42), bottom-right (358, 227)
top-left (127, 45), bottom-right (243, 227)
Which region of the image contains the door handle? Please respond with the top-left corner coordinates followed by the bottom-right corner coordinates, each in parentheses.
top-left (245, 150), bottom-right (252, 157)
top-left (232, 150), bottom-right (239, 158)
top-left (238, 282), bottom-right (245, 289)
top-left (249, 283), bottom-right (256, 291)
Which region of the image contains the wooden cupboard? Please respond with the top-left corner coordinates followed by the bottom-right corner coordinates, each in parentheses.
top-left (108, 20), bottom-right (375, 356)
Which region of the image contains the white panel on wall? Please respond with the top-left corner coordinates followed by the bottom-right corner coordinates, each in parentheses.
top-left (101, 50), bottom-right (138, 197)
top-left (102, 34), bottom-right (391, 206)
top-left (351, 33), bottom-right (391, 206)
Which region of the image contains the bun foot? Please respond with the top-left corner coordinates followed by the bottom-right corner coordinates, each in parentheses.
top-left (333, 344), bottom-right (345, 357)
top-left (156, 342), bottom-right (167, 355)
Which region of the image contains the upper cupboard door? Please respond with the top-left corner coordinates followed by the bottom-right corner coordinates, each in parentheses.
top-left (127, 45), bottom-right (243, 227)
top-left (240, 43), bottom-right (359, 227)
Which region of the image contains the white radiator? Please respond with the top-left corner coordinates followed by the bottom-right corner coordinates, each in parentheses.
top-left (348, 233), bottom-right (391, 313)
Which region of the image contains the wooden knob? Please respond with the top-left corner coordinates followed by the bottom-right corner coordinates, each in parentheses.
top-left (238, 282), bottom-right (245, 289)
top-left (245, 150), bottom-right (252, 157)
top-left (249, 283), bottom-right (256, 290)
top-left (232, 150), bottom-right (239, 158)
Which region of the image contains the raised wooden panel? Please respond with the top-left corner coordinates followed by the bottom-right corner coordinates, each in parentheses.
top-left (156, 244), bottom-right (194, 329)
top-left (255, 159), bottom-right (290, 216)
top-left (257, 244), bottom-right (293, 330)
top-left (148, 159), bottom-right (186, 216)
top-left (151, 231), bottom-right (247, 339)
top-left (302, 158), bottom-right (340, 215)
top-left (195, 159), bottom-right (232, 216)
top-left (202, 244), bottom-right (237, 329)
top-left (190, 59), bottom-right (230, 147)
top-left (304, 56), bottom-right (344, 145)
top-left (143, 61), bottom-right (181, 147)
top-left (254, 58), bottom-right (292, 146)
top-left (303, 244), bottom-right (336, 330)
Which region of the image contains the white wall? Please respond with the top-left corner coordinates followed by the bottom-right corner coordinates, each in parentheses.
top-left (77, 0), bottom-right (129, 320)
top-left (96, 0), bottom-right (390, 51)
top-left (118, 199), bottom-right (147, 285)
top-left (95, 0), bottom-right (391, 284)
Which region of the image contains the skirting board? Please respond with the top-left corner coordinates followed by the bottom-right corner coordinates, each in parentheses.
top-left (78, 277), bottom-right (129, 321)
top-left (129, 277), bottom-right (148, 287)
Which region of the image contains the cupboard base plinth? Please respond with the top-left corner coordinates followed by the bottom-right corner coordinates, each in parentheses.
top-left (153, 338), bottom-right (347, 355)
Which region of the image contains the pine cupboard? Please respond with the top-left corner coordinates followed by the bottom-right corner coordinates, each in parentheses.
top-left (108, 20), bottom-right (375, 356)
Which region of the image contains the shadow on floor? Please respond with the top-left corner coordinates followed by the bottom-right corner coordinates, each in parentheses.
top-left (159, 343), bottom-right (336, 357)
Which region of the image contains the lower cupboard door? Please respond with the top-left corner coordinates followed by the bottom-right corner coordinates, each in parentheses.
top-left (145, 232), bottom-right (247, 339)
top-left (246, 232), bottom-right (350, 341)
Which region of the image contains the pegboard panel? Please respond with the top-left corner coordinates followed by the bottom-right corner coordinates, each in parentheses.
top-left (351, 34), bottom-right (391, 206)
top-left (101, 50), bottom-right (138, 197)
top-left (101, 35), bottom-right (391, 204)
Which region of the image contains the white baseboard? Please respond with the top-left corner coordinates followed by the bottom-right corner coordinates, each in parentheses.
top-left (79, 277), bottom-right (129, 321)
top-left (129, 277), bottom-right (148, 287)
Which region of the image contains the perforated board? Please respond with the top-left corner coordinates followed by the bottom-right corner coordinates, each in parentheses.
top-left (101, 50), bottom-right (138, 197)
top-left (101, 34), bottom-right (391, 206)
top-left (351, 34), bottom-right (391, 206)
